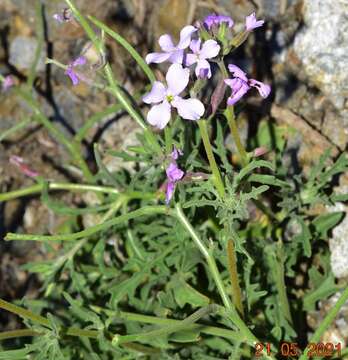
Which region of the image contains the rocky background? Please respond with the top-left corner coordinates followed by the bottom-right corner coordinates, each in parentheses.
top-left (1, 0), bottom-right (347, 344)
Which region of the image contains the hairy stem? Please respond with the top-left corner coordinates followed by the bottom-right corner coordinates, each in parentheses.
top-left (5, 206), bottom-right (168, 242)
top-left (64, 0), bottom-right (162, 155)
top-left (174, 204), bottom-right (275, 359)
top-left (113, 305), bottom-right (219, 345)
top-left (198, 120), bottom-right (225, 198)
top-left (227, 239), bottom-right (244, 318)
top-left (16, 88), bottom-right (94, 182)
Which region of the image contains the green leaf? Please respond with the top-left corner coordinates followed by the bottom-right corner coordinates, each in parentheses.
top-left (293, 217), bottom-right (312, 257)
top-left (313, 212), bottom-right (344, 239)
top-left (169, 327), bottom-right (201, 343)
top-left (170, 275), bottom-right (210, 308)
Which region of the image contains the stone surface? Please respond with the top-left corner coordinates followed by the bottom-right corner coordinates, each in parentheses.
top-left (293, 0), bottom-right (348, 117)
top-left (328, 200), bottom-right (348, 279)
top-left (9, 36), bottom-right (46, 72)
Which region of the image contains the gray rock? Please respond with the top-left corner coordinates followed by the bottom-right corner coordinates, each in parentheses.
top-left (328, 199), bottom-right (348, 278)
top-left (9, 36), bottom-right (46, 72)
top-left (293, 0), bottom-right (348, 115)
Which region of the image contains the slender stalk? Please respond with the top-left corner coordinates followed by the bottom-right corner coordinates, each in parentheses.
top-left (0, 298), bottom-right (98, 339)
top-left (164, 126), bottom-right (172, 155)
top-left (5, 206), bottom-right (167, 242)
top-left (15, 88), bottom-right (94, 183)
top-left (64, 0), bottom-right (162, 155)
top-left (0, 118), bottom-right (32, 142)
top-left (174, 204), bottom-right (275, 359)
top-left (299, 286), bottom-right (348, 360)
top-left (75, 104), bottom-right (121, 142)
top-left (113, 305), bottom-right (219, 345)
top-left (198, 120), bottom-right (225, 198)
top-left (0, 182), bottom-right (119, 202)
top-left (225, 107), bottom-right (248, 167)
top-left (87, 15), bottom-right (156, 84)
top-left (0, 298), bottom-right (49, 327)
top-left (0, 329), bottom-right (42, 340)
top-left (116, 310), bottom-right (241, 341)
top-left (227, 239), bottom-right (244, 318)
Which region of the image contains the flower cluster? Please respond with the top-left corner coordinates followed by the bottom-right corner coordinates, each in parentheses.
top-left (165, 147), bottom-right (185, 204)
top-left (225, 64), bottom-right (271, 105)
top-left (143, 12), bottom-right (270, 131)
top-left (143, 25), bottom-right (218, 129)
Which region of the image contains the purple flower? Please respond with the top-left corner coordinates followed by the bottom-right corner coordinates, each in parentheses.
top-left (203, 14), bottom-right (234, 30)
top-left (65, 56), bottom-right (87, 86)
top-left (245, 12), bottom-right (264, 31)
top-left (165, 148), bottom-right (184, 204)
top-left (224, 64), bottom-right (271, 105)
top-left (142, 63), bottom-right (205, 129)
top-left (53, 8), bottom-right (73, 23)
top-left (145, 25), bottom-right (197, 65)
top-left (2, 75), bottom-right (14, 91)
top-left (185, 39), bottom-right (220, 79)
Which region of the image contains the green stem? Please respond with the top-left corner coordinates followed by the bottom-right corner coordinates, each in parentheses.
top-left (64, 0), bottom-right (162, 155)
top-left (227, 239), bottom-right (244, 318)
top-left (87, 15), bottom-right (156, 84)
top-left (117, 310), bottom-right (242, 341)
top-left (0, 118), bottom-right (32, 142)
top-left (0, 329), bottom-right (42, 340)
top-left (164, 126), bottom-right (172, 155)
top-left (0, 298), bottom-right (98, 339)
top-left (224, 107), bottom-right (248, 167)
top-left (0, 298), bottom-right (49, 327)
top-left (75, 104), bottom-right (122, 142)
top-left (198, 120), bottom-right (225, 198)
top-left (113, 305), bottom-right (220, 345)
top-left (15, 88), bottom-right (94, 183)
top-left (299, 286), bottom-right (348, 360)
top-left (0, 182), bottom-right (119, 202)
top-left (5, 206), bottom-right (167, 242)
top-left (174, 204), bottom-right (275, 359)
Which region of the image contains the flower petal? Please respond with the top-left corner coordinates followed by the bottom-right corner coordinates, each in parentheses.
top-left (200, 40), bottom-right (220, 59)
top-left (166, 63), bottom-right (189, 96)
top-left (172, 97), bottom-right (205, 120)
top-left (195, 59), bottom-right (211, 79)
top-left (171, 147), bottom-right (183, 160)
top-left (177, 25), bottom-right (197, 49)
top-left (185, 53), bottom-right (198, 67)
top-left (145, 52), bottom-right (172, 64)
top-left (228, 64), bottom-right (248, 82)
top-left (146, 101), bottom-right (171, 129)
top-left (72, 56), bottom-right (87, 67)
top-left (245, 12), bottom-right (264, 31)
top-left (249, 79), bottom-right (271, 98)
top-left (225, 78), bottom-right (250, 105)
top-left (168, 49), bottom-right (184, 64)
top-left (165, 181), bottom-right (175, 204)
top-left (203, 14), bottom-right (234, 30)
top-left (65, 68), bottom-right (80, 86)
top-left (189, 39), bottom-right (201, 54)
top-left (158, 34), bottom-right (175, 51)
top-left (166, 162), bottom-right (184, 182)
top-left (142, 81), bottom-right (166, 104)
